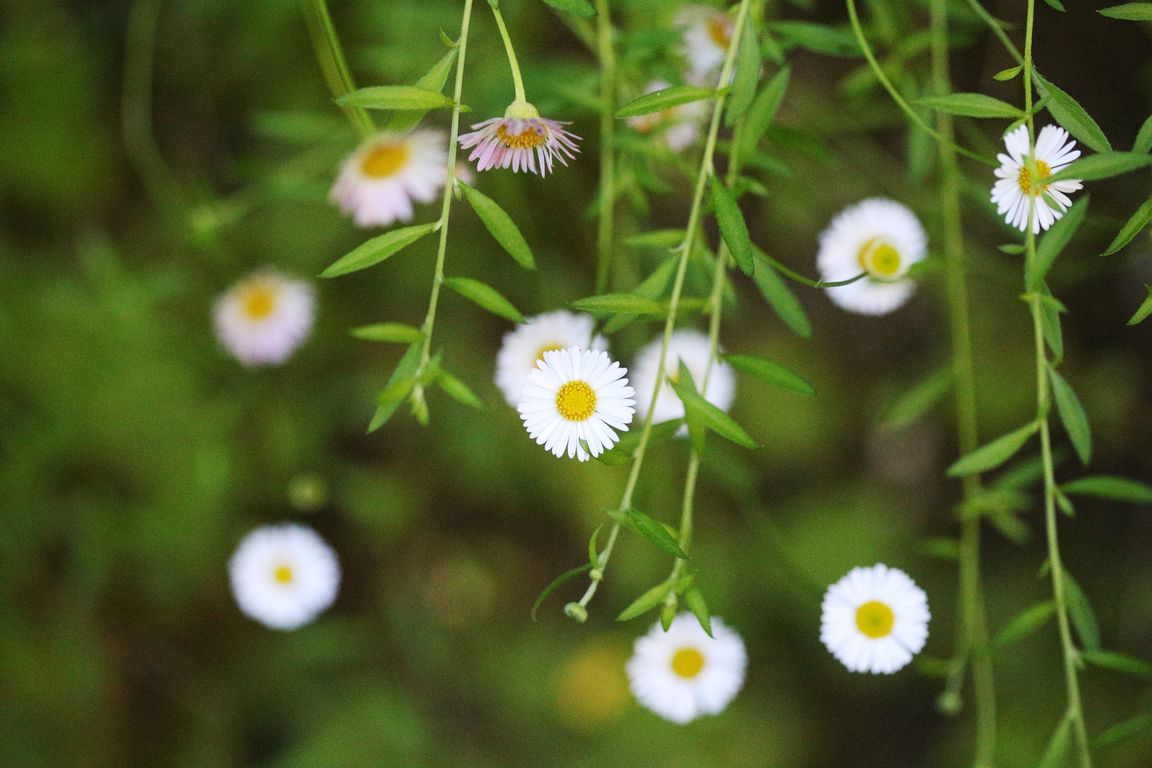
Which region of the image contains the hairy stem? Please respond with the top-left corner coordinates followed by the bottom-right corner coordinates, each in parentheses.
top-left (303, 0), bottom-right (374, 136)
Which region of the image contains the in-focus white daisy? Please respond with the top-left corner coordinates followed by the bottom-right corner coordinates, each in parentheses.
top-left (494, 310), bottom-right (607, 408)
top-left (627, 612), bottom-right (747, 724)
top-left (816, 198), bottom-right (927, 316)
top-left (331, 129), bottom-right (448, 228)
top-left (820, 563), bottom-right (930, 675)
top-left (992, 124), bottom-right (1083, 234)
top-left (677, 5), bottom-right (734, 79)
top-left (458, 100), bottom-right (580, 176)
top-left (214, 269), bottom-right (315, 367)
top-left (518, 347), bottom-right (635, 461)
top-left (632, 329), bottom-right (734, 430)
top-left (229, 523), bottom-right (341, 631)
top-left (626, 80), bottom-right (708, 153)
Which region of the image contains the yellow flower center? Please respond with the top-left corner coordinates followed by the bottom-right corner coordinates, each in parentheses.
top-left (855, 600), bottom-right (895, 639)
top-left (273, 564), bottom-right (295, 585)
top-left (497, 122), bottom-right (548, 150)
top-left (535, 344), bottom-right (564, 363)
top-left (360, 142), bottom-right (411, 179)
top-left (1017, 158), bottom-right (1052, 196)
top-left (707, 16), bottom-right (732, 49)
top-left (242, 284), bottom-right (278, 320)
top-left (671, 647), bottom-right (706, 679)
top-left (555, 380), bottom-right (597, 422)
top-left (857, 238), bottom-right (903, 279)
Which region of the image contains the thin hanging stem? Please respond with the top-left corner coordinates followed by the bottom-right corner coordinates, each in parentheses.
top-left (302, 0), bottom-right (374, 136)
top-left (489, 3), bottom-right (528, 104)
top-left (594, 0), bottom-right (617, 295)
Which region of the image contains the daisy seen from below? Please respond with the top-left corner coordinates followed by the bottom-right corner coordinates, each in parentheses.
top-left (229, 523), bottom-right (341, 631)
top-left (677, 5), bottom-right (734, 80)
top-left (625, 80), bottom-right (708, 153)
top-left (820, 563), bottom-right (930, 675)
top-left (632, 329), bottom-right (735, 430)
top-left (458, 100), bottom-right (580, 176)
top-left (627, 612), bottom-right (747, 724)
top-left (214, 269), bottom-right (314, 367)
top-left (494, 310), bottom-right (606, 408)
top-left (330, 129), bottom-right (448, 228)
top-left (816, 198), bottom-right (927, 316)
top-left (517, 347), bottom-right (635, 462)
top-left (992, 124), bottom-right (1083, 234)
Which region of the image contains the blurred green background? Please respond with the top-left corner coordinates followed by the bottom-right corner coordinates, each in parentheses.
top-left (1, 0), bottom-right (1150, 765)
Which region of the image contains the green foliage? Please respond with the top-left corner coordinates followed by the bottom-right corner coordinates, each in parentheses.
top-left (459, 181), bottom-right (536, 269)
top-left (607, 508), bottom-right (689, 559)
top-left (337, 85), bottom-right (457, 111)
top-left (1032, 196), bottom-right (1089, 288)
top-left (442, 277), bottom-right (524, 322)
top-left (615, 86), bottom-right (716, 118)
top-left (1047, 365), bottom-right (1092, 465)
top-left (710, 178), bottom-right (755, 276)
top-left (1034, 72), bottom-right (1112, 154)
top-left (947, 423), bottom-right (1039, 477)
top-left (1097, 3), bottom-right (1152, 20)
top-left (321, 223), bottom-right (438, 277)
top-left (351, 323), bottom-right (426, 343)
top-left (1101, 197), bottom-right (1152, 255)
top-left (386, 48), bottom-right (460, 133)
top-left (914, 93), bottom-right (1022, 118)
top-left (1061, 475), bottom-right (1152, 504)
top-left (723, 353), bottom-right (815, 396)
top-left (994, 602), bottom-right (1056, 648)
top-left (538, 0), bottom-right (596, 17)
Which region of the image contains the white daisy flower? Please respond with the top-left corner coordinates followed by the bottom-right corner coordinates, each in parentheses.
top-left (330, 129), bottom-right (448, 228)
top-left (677, 5), bottom-right (734, 79)
top-left (816, 198), bottom-right (927, 316)
top-left (213, 270), bottom-right (315, 367)
top-left (229, 523), bottom-right (341, 631)
top-left (458, 100), bottom-right (581, 176)
top-left (626, 80), bottom-right (708, 153)
top-left (518, 347), bottom-right (635, 461)
top-left (627, 612), bottom-right (747, 724)
top-left (991, 124), bottom-right (1083, 234)
top-left (494, 310), bottom-right (607, 408)
top-left (820, 563), bottom-right (931, 675)
top-left (632, 329), bottom-right (735, 431)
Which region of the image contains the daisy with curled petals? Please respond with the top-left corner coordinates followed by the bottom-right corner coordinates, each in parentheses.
top-left (330, 129), bottom-right (448, 228)
top-left (627, 613), bottom-right (747, 724)
top-left (992, 124), bottom-right (1083, 234)
top-left (494, 311), bottom-right (606, 408)
top-left (230, 523), bottom-right (341, 631)
top-left (816, 198), bottom-right (927, 316)
top-left (625, 80), bottom-right (708, 153)
top-left (632, 329), bottom-right (734, 431)
top-left (820, 563), bottom-right (930, 675)
top-left (677, 5), bottom-right (734, 80)
top-left (458, 101), bottom-right (581, 177)
top-left (518, 347), bottom-right (635, 461)
top-left (214, 269), bottom-right (315, 367)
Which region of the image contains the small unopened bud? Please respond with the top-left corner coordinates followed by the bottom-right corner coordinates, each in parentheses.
top-left (936, 691), bottom-right (963, 716)
top-left (564, 603), bottom-right (588, 623)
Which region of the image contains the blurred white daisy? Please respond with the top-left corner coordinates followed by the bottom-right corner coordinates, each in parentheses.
top-left (816, 198), bottom-right (927, 316)
top-left (820, 563), bottom-right (930, 675)
top-left (214, 270), bottom-right (314, 367)
top-left (627, 612), bottom-right (747, 724)
top-left (229, 523), bottom-right (341, 631)
top-left (458, 100), bottom-right (580, 176)
top-left (494, 310), bottom-right (606, 408)
top-left (992, 124), bottom-right (1083, 234)
top-left (625, 80), bottom-right (708, 153)
top-left (632, 329), bottom-right (734, 431)
top-left (677, 5), bottom-right (734, 79)
top-left (331, 129), bottom-right (448, 228)
top-left (518, 347), bottom-right (635, 461)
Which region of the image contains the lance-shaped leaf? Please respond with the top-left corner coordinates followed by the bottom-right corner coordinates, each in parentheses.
top-left (1048, 364), bottom-right (1092, 465)
top-left (726, 18), bottom-right (760, 126)
top-left (386, 49), bottom-right (459, 133)
top-left (1062, 475), bottom-right (1152, 504)
top-left (1135, 113), bottom-right (1152, 154)
top-left (1041, 0), bottom-right (1066, 10)
top-left (603, 258), bottom-right (678, 335)
top-left (595, 419), bottom-right (683, 466)
top-left (751, 247), bottom-right (812, 338)
top-left (947, 422), bottom-right (1039, 477)
top-left (625, 229), bottom-right (685, 249)
top-left (771, 21), bottom-right (861, 57)
top-left (458, 182), bottom-right (535, 269)
top-left (321, 222), bottom-right (437, 278)
top-left (1128, 286), bottom-right (1152, 326)
top-left (617, 582), bottom-right (673, 621)
top-left (880, 367), bottom-right (953, 430)
top-left (1082, 650), bottom-right (1152, 677)
top-left (723, 353), bottom-right (814, 396)
top-left (711, 178), bottom-right (755, 276)
top-left (443, 276), bottom-right (524, 322)
top-left (740, 66), bottom-right (790, 157)
top-left (670, 371), bottom-right (759, 449)
top-left (994, 601), bottom-right (1056, 648)
top-left (607, 507), bottom-right (689, 559)
top-left (1048, 152), bottom-right (1152, 183)
top-left (1094, 713), bottom-right (1152, 749)
top-left (914, 93), bottom-right (1023, 119)
top-left (368, 343), bottom-right (422, 432)
top-left (615, 86), bottom-right (715, 119)
top-left (1102, 196), bottom-right (1152, 255)
top-left (337, 85), bottom-right (457, 111)
top-left (1031, 196), bottom-right (1089, 287)
top-left (684, 587), bottom-right (713, 637)
top-left (1063, 571), bottom-right (1100, 651)
top-left (539, 0), bottom-right (596, 17)
top-left (435, 369), bottom-right (484, 409)
top-left (1037, 716), bottom-right (1072, 768)
top-left (1098, 2), bottom-right (1152, 19)
top-left (570, 293), bottom-right (666, 315)
top-left (994, 65), bottom-right (1023, 82)
top-left (1034, 73), bottom-right (1112, 154)
top-left (350, 322), bottom-right (426, 344)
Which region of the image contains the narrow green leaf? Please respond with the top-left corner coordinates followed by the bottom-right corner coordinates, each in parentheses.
top-left (1063, 571), bottom-right (1101, 651)
top-left (435, 369), bottom-right (484, 409)
top-left (1062, 475), bottom-right (1152, 504)
top-left (596, 419), bottom-right (683, 466)
top-left (1032, 196), bottom-right (1089, 286)
top-left (1041, 0), bottom-right (1066, 11)
top-left (1048, 365), bottom-right (1092, 465)
top-left (587, 524), bottom-right (604, 567)
top-left (914, 92), bottom-right (1023, 119)
top-left (539, 0), bottom-right (595, 15)
top-left (615, 86), bottom-right (715, 119)
top-left (386, 48), bottom-right (459, 133)
top-left (751, 248), bottom-right (812, 338)
top-left (740, 66), bottom-right (791, 157)
top-left (608, 508), bottom-right (689, 559)
top-left (993, 65), bottom-right (1023, 82)
top-left (710, 178), bottom-right (754, 276)
top-left (726, 18), bottom-right (760, 126)
top-left (1134, 113), bottom-right (1152, 154)
top-left (1048, 152), bottom-right (1152, 183)
top-left (988, 512), bottom-right (1032, 545)
top-left (459, 182), bottom-right (535, 269)
top-left (771, 21), bottom-right (861, 57)
top-left (1102, 197), bottom-right (1152, 255)
top-left (617, 582), bottom-right (673, 621)
top-left (683, 587), bottom-right (713, 637)
top-left (1034, 73), bottom-right (1112, 154)
top-left (321, 223), bottom-right (437, 278)
top-left (442, 276), bottom-right (524, 322)
top-left (530, 563), bottom-right (592, 621)
top-left (675, 362), bottom-right (708, 455)
top-left (1128, 287), bottom-right (1152, 326)
top-left (670, 377), bottom-right (759, 449)
top-left (723, 353), bottom-right (815, 396)
top-left (1082, 650), bottom-right (1152, 677)
top-left (624, 229), bottom-right (685, 249)
top-left (350, 323), bottom-right (425, 344)
top-left (1098, 2), bottom-right (1152, 20)
top-left (1039, 294), bottom-right (1064, 361)
top-left (570, 293), bottom-right (666, 315)
top-left (337, 85), bottom-right (456, 111)
top-left (994, 602), bottom-right (1055, 648)
top-left (947, 422), bottom-right (1039, 477)
top-left (1037, 716), bottom-right (1072, 768)
top-left (918, 537), bottom-right (960, 561)
top-left (602, 259), bottom-right (677, 335)
top-left (880, 367), bottom-right (954, 430)
top-left (1094, 713), bottom-right (1152, 749)
top-left (998, 243), bottom-right (1026, 255)
top-left (367, 344), bottom-right (422, 432)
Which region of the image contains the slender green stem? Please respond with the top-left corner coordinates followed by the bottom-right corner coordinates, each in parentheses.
top-left (758, 252), bottom-right (868, 288)
top-left (594, 0), bottom-right (617, 295)
top-left (303, 0), bottom-right (374, 136)
top-left (490, 3), bottom-right (528, 104)
top-left (928, 0), bottom-right (996, 763)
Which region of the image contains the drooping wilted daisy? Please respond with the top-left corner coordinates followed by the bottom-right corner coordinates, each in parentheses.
top-left (518, 347), bottom-right (635, 461)
top-left (458, 100), bottom-right (580, 176)
top-left (627, 612), bottom-right (747, 724)
top-left (330, 129), bottom-right (448, 228)
top-left (625, 80), bottom-right (708, 153)
top-left (495, 310), bottom-right (606, 408)
top-left (677, 5), bottom-right (734, 79)
top-left (820, 563), bottom-right (930, 675)
top-left (214, 270), bottom-right (315, 367)
top-left (632, 329), bottom-right (734, 430)
top-left (816, 198), bottom-right (927, 316)
top-left (992, 124), bottom-right (1083, 234)
top-left (229, 523), bottom-right (341, 631)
